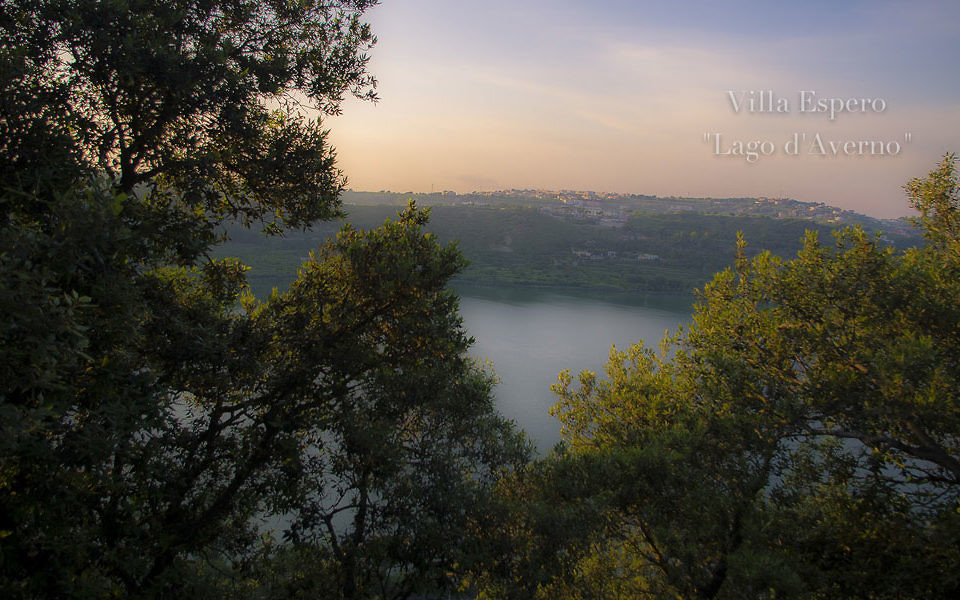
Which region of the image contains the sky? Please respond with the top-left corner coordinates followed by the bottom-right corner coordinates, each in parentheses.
top-left (325, 0), bottom-right (960, 219)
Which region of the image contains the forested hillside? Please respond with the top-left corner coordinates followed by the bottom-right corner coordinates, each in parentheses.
top-left (221, 203), bottom-right (922, 296)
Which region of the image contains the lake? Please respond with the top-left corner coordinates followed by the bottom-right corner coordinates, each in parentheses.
top-left (455, 285), bottom-right (693, 453)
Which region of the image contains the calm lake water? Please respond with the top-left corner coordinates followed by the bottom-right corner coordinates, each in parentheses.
top-left (455, 285), bottom-right (693, 453)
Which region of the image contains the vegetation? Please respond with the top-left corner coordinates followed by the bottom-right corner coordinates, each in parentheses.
top-left (467, 155), bottom-right (960, 599)
top-left (0, 1), bottom-right (527, 597)
top-left (220, 203), bottom-right (921, 298)
top-left (2, 0), bottom-right (957, 598)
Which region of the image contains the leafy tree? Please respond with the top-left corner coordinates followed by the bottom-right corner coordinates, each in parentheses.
top-left (234, 207), bottom-right (529, 600)
top-left (2, 0), bottom-right (378, 230)
top-left (1, 1), bottom-right (529, 597)
top-left (470, 156), bottom-right (960, 599)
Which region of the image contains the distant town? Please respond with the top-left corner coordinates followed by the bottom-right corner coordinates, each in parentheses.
top-left (343, 188), bottom-right (915, 236)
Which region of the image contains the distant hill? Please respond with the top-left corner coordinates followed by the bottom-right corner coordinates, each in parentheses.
top-left (218, 192), bottom-right (925, 298)
top-left (342, 189), bottom-right (916, 235)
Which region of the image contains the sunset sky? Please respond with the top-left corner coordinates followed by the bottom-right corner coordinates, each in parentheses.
top-left (326, 0), bottom-right (960, 219)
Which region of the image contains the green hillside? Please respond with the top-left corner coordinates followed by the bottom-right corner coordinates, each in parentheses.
top-left (219, 202), bottom-right (923, 297)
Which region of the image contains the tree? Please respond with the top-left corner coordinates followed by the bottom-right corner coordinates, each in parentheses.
top-left (233, 206), bottom-right (528, 600)
top-left (470, 156), bottom-right (960, 599)
top-left (2, 0), bottom-right (379, 230)
top-left (1, 1), bottom-right (529, 597)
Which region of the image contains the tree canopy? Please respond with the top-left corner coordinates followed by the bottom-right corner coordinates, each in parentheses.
top-left (2, 0), bottom-right (379, 235)
top-left (468, 155), bottom-right (960, 600)
top-left (0, 1), bottom-right (529, 597)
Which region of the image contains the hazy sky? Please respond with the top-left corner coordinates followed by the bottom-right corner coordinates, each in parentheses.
top-left (326, 0), bottom-right (960, 218)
